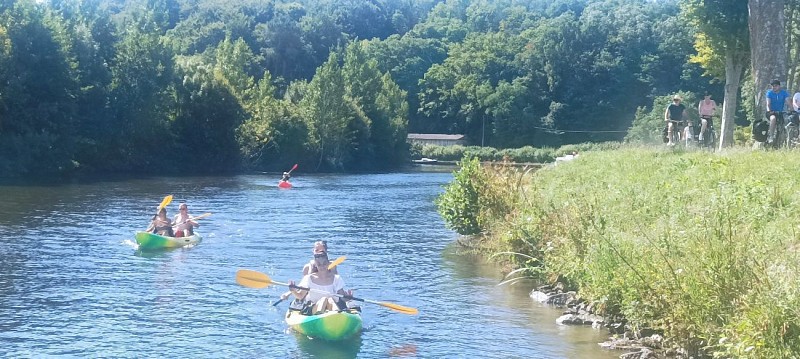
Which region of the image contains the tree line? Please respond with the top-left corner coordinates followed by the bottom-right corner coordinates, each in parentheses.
top-left (0, 0), bottom-right (723, 177)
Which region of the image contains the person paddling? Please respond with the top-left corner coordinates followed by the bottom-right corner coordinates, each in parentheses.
top-left (146, 207), bottom-right (174, 237)
top-left (287, 250), bottom-right (353, 315)
top-left (302, 241), bottom-right (338, 275)
top-left (280, 241), bottom-right (338, 302)
top-left (172, 202), bottom-right (199, 237)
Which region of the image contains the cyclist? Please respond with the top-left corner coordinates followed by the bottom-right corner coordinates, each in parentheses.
top-left (786, 89), bottom-right (800, 146)
top-left (793, 89), bottom-right (800, 112)
top-left (697, 92), bottom-right (717, 142)
top-left (765, 79), bottom-right (791, 144)
top-left (664, 95), bottom-right (688, 146)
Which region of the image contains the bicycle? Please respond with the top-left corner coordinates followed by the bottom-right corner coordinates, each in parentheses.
top-left (697, 116), bottom-right (716, 149)
top-left (785, 111), bottom-right (800, 148)
top-left (765, 111), bottom-right (787, 149)
top-left (664, 119), bottom-right (691, 147)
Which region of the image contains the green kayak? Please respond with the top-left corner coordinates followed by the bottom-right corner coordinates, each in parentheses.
top-left (285, 308), bottom-right (362, 341)
top-left (135, 231), bottom-right (202, 250)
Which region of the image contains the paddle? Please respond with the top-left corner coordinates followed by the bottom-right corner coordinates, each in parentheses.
top-left (327, 255), bottom-right (346, 270)
top-left (158, 195), bottom-right (173, 211)
top-left (287, 163), bottom-right (298, 175)
top-left (189, 212), bottom-right (212, 221)
top-left (237, 269), bottom-right (417, 315)
top-left (151, 195), bottom-right (173, 221)
top-left (271, 256), bottom-right (347, 307)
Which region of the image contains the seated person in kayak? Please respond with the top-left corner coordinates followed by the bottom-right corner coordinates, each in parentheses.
top-left (303, 241), bottom-right (338, 275)
top-left (172, 202), bottom-right (199, 237)
top-left (287, 251), bottom-right (352, 314)
top-left (280, 241), bottom-right (338, 301)
top-left (147, 207), bottom-right (174, 237)
top-left (280, 171), bottom-right (291, 183)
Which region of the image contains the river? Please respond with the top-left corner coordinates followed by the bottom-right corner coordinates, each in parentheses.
top-left (0, 169), bottom-right (618, 358)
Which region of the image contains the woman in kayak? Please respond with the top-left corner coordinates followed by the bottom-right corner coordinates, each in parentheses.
top-left (280, 241), bottom-right (338, 302)
top-left (302, 241), bottom-right (338, 275)
top-left (146, 207), bottom-right (174, 237)
top-left (172, 202), bottom-right (199, 237)
top-left (288, 250), bottom-right (352, 314)
top-left (280, 171), bottom-right (291, 183)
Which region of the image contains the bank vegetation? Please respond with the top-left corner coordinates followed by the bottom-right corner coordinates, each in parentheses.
top-left (437, 148), bottom-right (800, 358)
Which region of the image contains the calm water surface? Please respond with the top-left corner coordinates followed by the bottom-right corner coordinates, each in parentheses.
top-left (0, 169), bottom-right (618, 358)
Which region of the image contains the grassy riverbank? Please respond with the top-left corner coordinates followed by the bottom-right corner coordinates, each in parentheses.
top-left (437, 148), bottom-right (800, 358)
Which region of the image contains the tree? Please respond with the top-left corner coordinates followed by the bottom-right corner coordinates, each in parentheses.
top-left (108, 13), bottom-right (175, 171)
top-left (300, 52), bottom-right (356, 170)
top-left (342, 41), bottom-right (408, 168)
top-left (748, 0), bottom-right (787, 116)
top-left (682, 0), bottom-right (749, 149)
top-left (0, 1), bottom-right (80, 176)
top-left (361, 34), bottom-right (447, 133)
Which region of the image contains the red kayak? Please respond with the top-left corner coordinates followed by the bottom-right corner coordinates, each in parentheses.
top-left (278, 180), bottom-right (292, 189)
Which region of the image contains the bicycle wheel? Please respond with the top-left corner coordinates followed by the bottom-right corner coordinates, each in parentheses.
top-left (705, 128), bottom-right (716, 148)
top-left (787, 126), bottom-right (799, 148)
top-left (775, 127), bottom-right (787, 149)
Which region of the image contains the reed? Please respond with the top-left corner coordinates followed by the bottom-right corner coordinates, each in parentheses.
top-left (437, 147), bottom-right (800, 357)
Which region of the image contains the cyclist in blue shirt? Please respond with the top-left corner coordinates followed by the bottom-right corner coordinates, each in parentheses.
top-left (766, 79), bottom-right (792, 144)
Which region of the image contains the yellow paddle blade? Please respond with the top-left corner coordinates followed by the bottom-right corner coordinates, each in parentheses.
top-left (191, 212), bottom-right (212, 220)
top-left (236, 269), bottom-right (273, 289)
top-left (327, 256), bottom-right (346, 270)
top-left (158, 195), bottom-right (173, 210)
top-left (377, 301), bottom-right (419, 315)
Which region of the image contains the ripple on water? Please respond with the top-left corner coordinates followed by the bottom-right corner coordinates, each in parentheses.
top-left (0, 172), bottom-right (617, 358)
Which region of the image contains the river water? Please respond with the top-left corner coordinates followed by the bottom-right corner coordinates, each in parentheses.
top-left (0, 169), bottom-right (618, 358)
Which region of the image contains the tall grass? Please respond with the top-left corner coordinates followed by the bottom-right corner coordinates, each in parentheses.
top-left (437, 147), bottom-right (800, 357)
top-left (413, 142), bottom-right (620, 163)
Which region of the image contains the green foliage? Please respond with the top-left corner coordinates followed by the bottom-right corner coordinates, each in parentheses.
top-left (419, 142), bottom-right (620, 163)
top-left (301, 51), bottom-right (356, 170)
top-left (0, 0), bottom-right (735, 177)
top-left (108, 15), bottom-right (176, 171)
top-left (435, 156), bottom-right (487, 235)
top-left (0, 1), bottom-right (80, 176)
top-left (172, 40), bottom-right (251, 172)
top-left (467, 148), bottom-right (800, 357)
top-left (682, 0), bottom-right (749, 81)
top-left (412, 0), bottom-right (710, 147)
top-left (294, 41), bottom-right (411, 171)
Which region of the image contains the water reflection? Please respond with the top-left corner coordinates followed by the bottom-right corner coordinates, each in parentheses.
top-left (388, 343), bottom-right (418, 357)
top-left (291, 332), bottom-right (363, 359)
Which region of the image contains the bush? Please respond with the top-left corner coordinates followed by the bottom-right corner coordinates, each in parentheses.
top-left (435, 157), bottom-right (485, 235)
top-left (435, 156), bottom-right (520, 237)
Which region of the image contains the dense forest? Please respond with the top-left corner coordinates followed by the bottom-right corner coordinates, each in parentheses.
top-left (0, 0), bottom-right (717, 177)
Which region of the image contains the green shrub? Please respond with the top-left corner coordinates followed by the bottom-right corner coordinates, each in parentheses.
top-left (435, 157), bottom-right (486, 235)
top-left (435, 156), bottom-right (520, 237)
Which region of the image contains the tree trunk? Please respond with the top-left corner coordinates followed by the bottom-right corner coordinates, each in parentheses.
top-left (788, 3), bottom-right (796, 89)
top-left (749, 0), bottom-right (788, 115)
top-left (720, 52), bottom-right (746, 149)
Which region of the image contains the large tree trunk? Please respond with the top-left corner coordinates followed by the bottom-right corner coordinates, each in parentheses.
top-left (789, 0), bottom-right (800, 91)
top-left (788, 2), bottom-right (795, 89)
top-left (749, 0), bottom-right (788, 115)
top-left (720, 52), bottom-right (747, 149)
